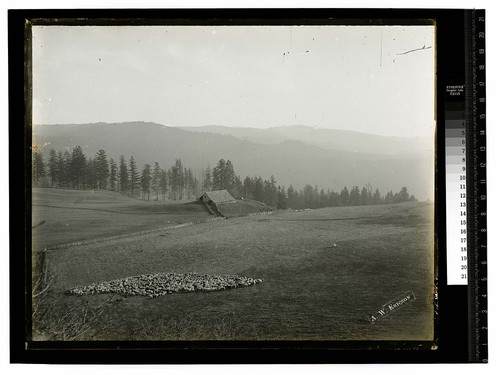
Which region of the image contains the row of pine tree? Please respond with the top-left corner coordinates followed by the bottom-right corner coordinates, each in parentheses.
top-left (32, 145), bottom-right (416, 209)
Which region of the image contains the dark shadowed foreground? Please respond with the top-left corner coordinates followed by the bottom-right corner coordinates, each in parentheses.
top-left (32, 198), bottom-right (434, 341)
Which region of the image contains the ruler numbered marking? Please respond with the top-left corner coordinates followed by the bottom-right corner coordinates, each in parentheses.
top-left (469, 10), bottom-right (487, 363)
top-left (445, 114), bottom-right (468, 285)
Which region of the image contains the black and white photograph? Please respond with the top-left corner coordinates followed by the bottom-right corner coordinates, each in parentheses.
top-left (29, 22), bottom-right (436, 342)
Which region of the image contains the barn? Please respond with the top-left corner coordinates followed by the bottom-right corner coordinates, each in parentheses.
top-left (199, 190), bottom-right (272, 218)
top-left (199, 190), bottom-right (236, 217)
top-left (199, 190), bottom-right (236, 205)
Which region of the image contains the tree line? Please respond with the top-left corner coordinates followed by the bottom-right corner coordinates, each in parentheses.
top-left (195, 159), bottom-right (416, 209)
top-left (32, 145), bottom-right (416, 208)
top-left (32, 146), bottom-right (198, 201)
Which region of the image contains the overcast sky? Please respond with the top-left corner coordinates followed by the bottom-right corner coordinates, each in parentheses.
top-left (32, 25), bottom-right (435, 137)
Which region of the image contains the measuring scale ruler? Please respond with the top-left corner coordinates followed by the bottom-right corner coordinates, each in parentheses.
top-left (445, 10), bottom-right (487, 362)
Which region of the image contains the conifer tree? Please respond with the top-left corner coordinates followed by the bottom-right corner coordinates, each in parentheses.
top-left (287, 185), bottom-right (296, 208)
top-left (224, 160), bottom-right (236, 191)
top-left (385, 190), bottom-right (394, 204)
top-left (169, 159), bottom-right (184, 200)
top-left (373, 188), bottom-right (382, 204)
top-left (340, 186), bottom-right (349, 206)
top-left (32, 148), bottom-right (46, 186)
top-left (85, 158), bottom-right (97, 189)
top-left (160, 169), bottom-right (168, 201)
top-left (202, 165), bottom-right (212, 192)
top-left (119, 155), bottom-right (128, 194)
top-left (361, 186), bottom-right (368, 205)
top-left (129, 156), bottom-right (139, 197)
top-left (254, 176), bottom-right (264, 202)
top-left (349, 186), bottom-right (361, 206)
top-left (277, 186), bottom-right (287, 209)
top-left (109, 158), bottom-right (117, 191)
top-left (399, 186), bottom-right (410, 202)
top-left (141, 164), bottom-right (152, 201)
top-left (47, 149), bottom-right (58, 187)
top-left (243, 176), bottom-right (254, 198)
top-left (212, 159), bottom-right (225, 190)
top-left (70, 145), bottom-right (86, 188)
top-left (94, 149), bottom-right (109, 189)
top-left (60, 151), bottom-right (72, 188)
top-left (151, 162), bottom-right (161, 200)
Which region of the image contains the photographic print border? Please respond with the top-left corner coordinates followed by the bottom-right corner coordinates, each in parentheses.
top-left (9, 7), bottom-right (480, 364)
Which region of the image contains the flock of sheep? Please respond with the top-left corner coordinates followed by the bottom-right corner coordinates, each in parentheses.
top-left (68, 272), bottom-right (263, 298)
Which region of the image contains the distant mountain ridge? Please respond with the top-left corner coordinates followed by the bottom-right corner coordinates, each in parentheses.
top-left (33, 122), bottom-right (434, 200)
top-left (179, 124), bottom-right (433, 156)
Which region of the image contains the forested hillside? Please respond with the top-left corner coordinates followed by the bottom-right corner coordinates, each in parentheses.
top-left (33, 122), bottom-right (433, 200)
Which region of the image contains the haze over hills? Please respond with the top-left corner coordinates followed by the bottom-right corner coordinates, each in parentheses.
top-left (33, 122), bottom-right (434, 200)
top-left (179, 125), bottom-right (433, 157)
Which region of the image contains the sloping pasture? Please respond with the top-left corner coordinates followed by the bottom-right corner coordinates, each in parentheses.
top-left (38, 201), bottom-right (435, 341)
top-left (32, 188), bottom-right (211, 250)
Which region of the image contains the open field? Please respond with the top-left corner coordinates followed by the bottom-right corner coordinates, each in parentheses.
top-left (32, 188), bottom-right (211, 250)
top-left (33, 194), bottom-right (435, 341)
top-left (217, 199), bottom-right (272, 218)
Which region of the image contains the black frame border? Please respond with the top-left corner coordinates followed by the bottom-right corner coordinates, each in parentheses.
top-left (9, 7), bottom-right (475, 364)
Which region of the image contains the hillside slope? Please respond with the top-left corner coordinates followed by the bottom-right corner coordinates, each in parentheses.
top-left (180, 124), bottom-right (433, 156)
top-left (32, 188), bottom-right (211, 250)
top-left (33, 122), bottom-right (433, 200)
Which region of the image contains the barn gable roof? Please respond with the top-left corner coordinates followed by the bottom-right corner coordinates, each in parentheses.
top-left (201, 190), bottom-right (235, 204)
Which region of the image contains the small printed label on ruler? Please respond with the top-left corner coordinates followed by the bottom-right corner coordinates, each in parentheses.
top-left (446, 85), bottom-right (465, 97)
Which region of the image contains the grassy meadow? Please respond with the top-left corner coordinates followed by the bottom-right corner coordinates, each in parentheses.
top-left (32, 188), bottom-right (211, 250)
top-left (32, 189), bottom-right (435, 342)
